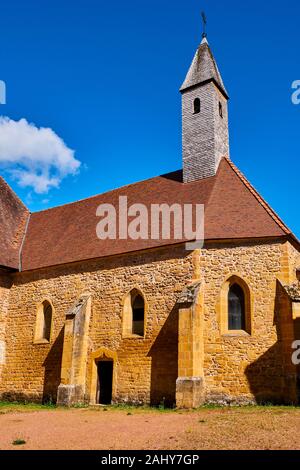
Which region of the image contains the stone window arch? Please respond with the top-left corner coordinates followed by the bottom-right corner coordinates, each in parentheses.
top-left (219, 276), bottom-right (252, 335)
top-left (122, 288), bottom-right (146, 338)
top-left (34, 300), bottom-right (53, 344)
top-left (89, 348), bottom-right (117, 405)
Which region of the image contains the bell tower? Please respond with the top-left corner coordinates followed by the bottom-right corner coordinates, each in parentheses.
top-left (181, 33), bottom-right (229, 182)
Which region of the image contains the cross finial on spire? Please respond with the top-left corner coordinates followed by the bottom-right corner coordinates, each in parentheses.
top-left (201, 11), bottom-right (207, 39)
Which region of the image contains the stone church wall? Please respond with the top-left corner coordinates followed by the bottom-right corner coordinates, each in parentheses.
top-left (0, 239), bottom-right (298, 405)
top-left (0, 273), bottom-right (12, 383)
top-left (0, 245), bottom-right (194, 405)
top-left (201, 239), bottom-right (299, 404)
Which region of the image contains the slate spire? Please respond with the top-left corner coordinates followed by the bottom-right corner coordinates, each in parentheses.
top-left (180, 36), bottom-right (228, 98)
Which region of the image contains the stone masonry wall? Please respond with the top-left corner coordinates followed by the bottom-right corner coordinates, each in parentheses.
top-left (0, 273), bottom-right (12, 381)
top-left (200, 240), bottom-right (298, 404)
top-left (287, 241), bottom-right (300, 283)
top-left (0, 245), bottom-right (194, 405)
top-left (0, 239), bottom-right (299, 405)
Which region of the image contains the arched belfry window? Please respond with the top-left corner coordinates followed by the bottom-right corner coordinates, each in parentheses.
top-left (123, 289), bottom-right (146, 338)
top-left (228, 284), bottom-right (246, 331)
top-left (219, 101), bottom-right (223, 118)
top-left (193, 98), bottom-right (201, 114)
top-left (34, 300), bottom-right (53, 343)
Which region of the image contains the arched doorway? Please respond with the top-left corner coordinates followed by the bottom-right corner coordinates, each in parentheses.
top-left (90, 348), bottom-right (117, 405)
top-left (96, 359), bottom-right (113, 404)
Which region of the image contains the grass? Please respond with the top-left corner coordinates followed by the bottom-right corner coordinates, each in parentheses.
top-left (12, 439), bottom-right (26, 446)
top-left (0, 400), bottom-right (298, 416)
top-left (0, 401), bottom-right (57, 414)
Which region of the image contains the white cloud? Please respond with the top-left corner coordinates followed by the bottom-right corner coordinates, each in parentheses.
top-left (0, 116), bottom-right (81, 193)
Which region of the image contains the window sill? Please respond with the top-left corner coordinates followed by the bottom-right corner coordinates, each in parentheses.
top-left (222, 330), bottom-right (251, 338)
top-left (122, 334), bottom-right (145, 340)
top-left (33, 338), bottom-right (50, 345)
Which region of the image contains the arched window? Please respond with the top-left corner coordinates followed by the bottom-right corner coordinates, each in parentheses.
top-left (228, 284), bottom-right (246, 331)
top-left (34, 300), bottom-right (53, 343)
top-left (220, 276), bottom-right (251, 335)
top-left (193, 98), bottom-right (201, 114)
top-left (132, 294), bottom-right (145, 336)
top-left (42, 301), bottom-right (52, 341)
top-left (219, 101), bottom-right (223, 118)
top-left (123, 289), bottom-right (146, 338)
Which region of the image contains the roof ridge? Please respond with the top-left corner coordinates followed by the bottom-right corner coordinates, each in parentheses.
top-left (224, 157), bottom-right (291, 235)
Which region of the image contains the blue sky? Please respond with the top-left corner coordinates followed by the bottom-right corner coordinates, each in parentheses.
top-left (0, 0), bottom-right (299, 237)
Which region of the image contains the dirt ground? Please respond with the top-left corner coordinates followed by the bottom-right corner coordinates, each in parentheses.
top-left (0, 405), bottom-right (300, 450)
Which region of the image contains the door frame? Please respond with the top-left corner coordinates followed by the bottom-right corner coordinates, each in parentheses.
top-left (90, 347), bottom-right (117, 405)
top-left (96, 359), bottom-right (114, 405)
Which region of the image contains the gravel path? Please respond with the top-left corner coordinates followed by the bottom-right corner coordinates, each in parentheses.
top-left (1, 407), bottom-right (300, 450)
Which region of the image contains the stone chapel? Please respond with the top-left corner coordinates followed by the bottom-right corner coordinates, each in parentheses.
top-left (0, 32), bottom-right (299, 408)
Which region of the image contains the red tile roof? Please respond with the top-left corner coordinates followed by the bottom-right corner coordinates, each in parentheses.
top-left (19, 158), bottom-right (295, 272)
top-left (0, 176), bottom-right (29, 269)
